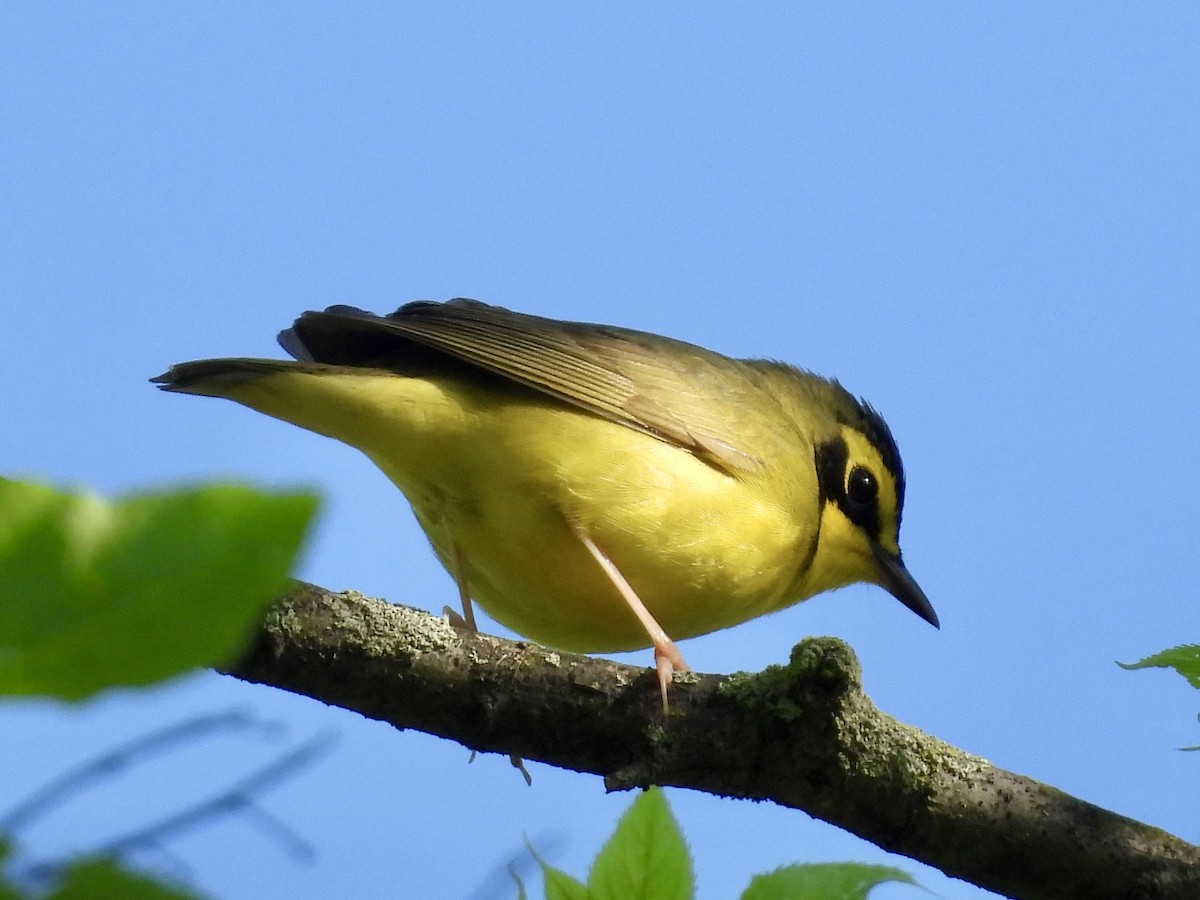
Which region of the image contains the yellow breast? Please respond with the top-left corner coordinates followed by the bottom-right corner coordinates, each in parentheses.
top-left (270, 369), bottom-right (819, 652)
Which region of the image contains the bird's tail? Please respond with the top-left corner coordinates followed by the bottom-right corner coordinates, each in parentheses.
top-left (151, 358), bottom-right (304, 397)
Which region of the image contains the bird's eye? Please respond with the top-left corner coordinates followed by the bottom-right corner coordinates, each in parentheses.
top-left (846, 466), bottom-right (878, 509)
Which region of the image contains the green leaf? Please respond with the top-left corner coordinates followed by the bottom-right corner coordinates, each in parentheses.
top-left (587, 788), bottom-right (692, 900)
top-left (526, 835), bottom-right (589, 900)
top-left (0, 839), bottom-right (21, 900)
top-left (46, 858), bottom-right (202, 899)
top-left (741, 863), bottom-right (918, 900)
top-left (1118, 645), bottom-right (1200, 689)
top-left (540, 864), bottom-right (590, 900)
top-left (0, 480), bottom-right (317, 700)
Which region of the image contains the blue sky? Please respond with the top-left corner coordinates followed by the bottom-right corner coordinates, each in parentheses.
top-left (3, 5), bottom-right (1197, 899)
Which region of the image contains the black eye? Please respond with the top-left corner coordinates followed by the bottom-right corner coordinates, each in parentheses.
top-left (846, 466), bottom-right (878, 509)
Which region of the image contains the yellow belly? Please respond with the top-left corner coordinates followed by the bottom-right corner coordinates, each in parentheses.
top-left (232, 368), bottom-right (815, 652)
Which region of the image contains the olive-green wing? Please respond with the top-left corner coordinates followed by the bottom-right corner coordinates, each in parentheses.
top-left (280, 299), bottom-right (764, 474)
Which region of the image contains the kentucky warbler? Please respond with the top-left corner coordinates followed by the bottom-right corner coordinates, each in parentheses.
top-left (153, 299), bottom-right (937, 707)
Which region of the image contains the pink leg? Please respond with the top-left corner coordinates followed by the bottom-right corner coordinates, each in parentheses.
top-left (442, 542), bottom-right (478, 632)
top-left (445, 543), bottom-right (529, 781)
top-left (568, 521), bottom-right (690, 713)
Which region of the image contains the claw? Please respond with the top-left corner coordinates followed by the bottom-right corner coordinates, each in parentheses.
top-left (653, 639), bottom-right (690, 714)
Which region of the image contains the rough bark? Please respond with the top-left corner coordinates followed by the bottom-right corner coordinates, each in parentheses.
top-left (225, 582), bottom-right (1200, 900)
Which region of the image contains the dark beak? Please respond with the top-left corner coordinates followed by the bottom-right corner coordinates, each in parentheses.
top-left (871, 543), bottom-right (939, 629)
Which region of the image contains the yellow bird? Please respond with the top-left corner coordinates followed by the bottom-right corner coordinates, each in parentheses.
top-left (154, 299), bottom-right (937, 707)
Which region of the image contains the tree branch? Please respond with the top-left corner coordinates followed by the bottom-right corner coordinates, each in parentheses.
top-left (225, 583), bottom-right (1200, 900)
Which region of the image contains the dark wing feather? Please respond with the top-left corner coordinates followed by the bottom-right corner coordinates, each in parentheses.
top-left (280, 299), bottom-right (765, 474)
